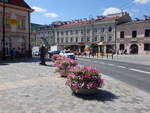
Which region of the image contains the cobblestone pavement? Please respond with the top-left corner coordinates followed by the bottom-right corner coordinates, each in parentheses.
top-left (0, 59), bottom-right (150, 113)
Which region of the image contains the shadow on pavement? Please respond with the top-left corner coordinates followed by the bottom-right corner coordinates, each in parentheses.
top-left (39, 63), bottom-right (55, 67)
top-left (72, 89), bottom-right (119, 102)
top-left (0, 62), bottom-right (9, 65)
top-left (0, 57), bottom-right (51, 65)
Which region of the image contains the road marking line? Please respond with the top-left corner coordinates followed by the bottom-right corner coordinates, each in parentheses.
top-left (78, 59), bottom-right (89, 62)
top-left (107, 64), bottom-right (115, 66)
top-left (100, 62), bottom-right (105, 64)
top-left (117, 66), bottom-right (127, 69)
top-left (129, 68), bottom-right (150, 75)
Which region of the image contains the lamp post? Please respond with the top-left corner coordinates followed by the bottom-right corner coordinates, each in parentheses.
top-left (114, 19), bottom-right (117, 54)
top-left (89, 15), bottom-right (95, 55)
top-left (2, 0), bottom-right (6, 60)
top-left (28, 11), bottom-right (32, 57)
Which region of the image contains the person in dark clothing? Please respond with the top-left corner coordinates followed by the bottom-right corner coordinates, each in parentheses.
top-left (10, 48), bottom-right (15, 60)
top-left (40, 45), bottom-right (46, 65)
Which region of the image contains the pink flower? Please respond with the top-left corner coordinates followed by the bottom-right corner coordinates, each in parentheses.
top-left (65, 65), bottom-right (104, 89)
top-left (82, 75), bottom-right (91, 79)
top-left (72, 83), bottom-right (80, 89)
top-left (87, 82), bottom-right (94, 89)
top-left (98, 79), bottom-right (104, 84)
top-left (68, 73), bottom-right (76, 78)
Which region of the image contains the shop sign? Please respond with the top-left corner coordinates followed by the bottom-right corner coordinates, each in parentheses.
top-left (7, 18), bottom-right (20, 26)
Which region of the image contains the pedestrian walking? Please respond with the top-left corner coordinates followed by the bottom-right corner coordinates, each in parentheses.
top-left (10, 48), bottom-right (15, 60)
top-left (40, 45), bottom-right (46, 65)
top-left (106, 53), bottom-right (108, 59)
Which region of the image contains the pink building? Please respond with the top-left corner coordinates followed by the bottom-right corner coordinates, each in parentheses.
top-left (0, 0), bottom-right (33, 58)
top-left (117, 18), bottom-right (150, 55)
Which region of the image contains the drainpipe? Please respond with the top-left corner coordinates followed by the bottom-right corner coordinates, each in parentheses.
top-left (2, 0), bottom-right (6, 60)
top-left (28, 11), bottom-right (32, 57)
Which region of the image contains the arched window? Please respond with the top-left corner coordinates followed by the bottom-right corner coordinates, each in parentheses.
top-left (108, 27), bottom-right (112, 32)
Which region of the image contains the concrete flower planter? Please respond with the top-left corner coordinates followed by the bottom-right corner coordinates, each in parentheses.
top-left (71, 87), bottom-right (98, 95)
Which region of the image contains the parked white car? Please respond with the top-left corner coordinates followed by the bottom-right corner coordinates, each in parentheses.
top-left (59, 50), bottom-right (75, 59)
top-left (32, 51), bottom-right (40, 56)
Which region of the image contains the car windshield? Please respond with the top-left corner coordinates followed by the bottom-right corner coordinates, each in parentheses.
top-left (65, 51), bottom-right (71, 53)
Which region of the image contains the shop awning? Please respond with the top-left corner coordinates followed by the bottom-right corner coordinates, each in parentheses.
top-left (98, 42), bottom-right (104, 46)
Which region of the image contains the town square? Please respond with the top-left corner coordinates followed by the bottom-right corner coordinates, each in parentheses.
top-left (0, 0), bottom-right (150, 113)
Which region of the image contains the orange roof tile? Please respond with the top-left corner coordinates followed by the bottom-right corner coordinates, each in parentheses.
top-left (56, 16), bottom-right (120, 28)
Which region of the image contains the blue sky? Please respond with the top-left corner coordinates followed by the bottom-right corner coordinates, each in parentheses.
top-left (25, 0), bottom-right (150, 25)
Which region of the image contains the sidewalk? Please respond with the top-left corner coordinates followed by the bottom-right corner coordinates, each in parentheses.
top-left (78, 54), bottom-right (150, 66)
top-left (0, 58), bottom-right (150, 113)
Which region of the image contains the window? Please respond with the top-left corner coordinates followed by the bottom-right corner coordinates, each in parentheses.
top-left (0, 0), bottom-right (9, 2)
top-left (87, 37), bottom-right (90, 42)
top-left (81, 37), bottom-right (84, 42)
top-left (144, 43), bottom-right (150, 51)
top-left (120, 31), bottom-right (124, 38)
top-left (61, 38), bottom-right (64, 43)
top-left (132, 31), bottom-right (137, 38)
top-left (93, 28), bottom-right (97, 33)
top-left (108, 27), bottom-right (112, 32)
top-left (100, 37), bottom-right (104, 42)
top-left (5, 16), bottom-right (11, 29)
top-left (76, 37), bottom-right (78, 42)
top-left (70, 30), bottom-right (73, 35)
top-left (94, 36), bottom-right (97, 41)
top-left (66, 37), bottom-right (68, 43)
top-left (57, 38), bottom-right (59, 43)
top-left (81, 29), bottom-right (84, 34)
top-left (61, 31), bottom-right (63, 36)
top-left (75, 30), bottom-right (78, 34)
top-left (87, 29), bottom-right (90, 33)
top-left (57, 32), bottom-right (59, 36)
top-left (120, 44), bottom-right (125, 50)
top-left (66, 31), bottom-right (68, 35)
top-left (101, 28), bottom-right (105, 32)
top-left (108, 36), bottom-right (112, 41)
top-left (145, 29), bottom-right (150, 37)
top-left (70, 37), bottom-right (73, 42)
top-left (0, 14), bottom-right (2, 26)
top-left (18, 19), bottom-right (25, 30)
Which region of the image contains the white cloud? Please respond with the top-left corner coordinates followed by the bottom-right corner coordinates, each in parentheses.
top-left (131, 9), bottom-right (140, 13)
top-left (102, 8), bottom-right (121, 16)
top-left (133, 0), bottom-right (150, 4)
top-left (32, 6), bottom-right (47, 12)
top-left (45, 13), bottom-right (59, 18)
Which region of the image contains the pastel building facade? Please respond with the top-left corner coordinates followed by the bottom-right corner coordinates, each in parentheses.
top-left (0, 0), bottom-right (32, 58)
top-left (117, 19), bottom-right (150, 55)
top-left (37, 12), bottom-right (131, 53)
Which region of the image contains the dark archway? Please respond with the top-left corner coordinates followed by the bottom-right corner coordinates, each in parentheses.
top-left (130, 44), bottom-right (138, 54)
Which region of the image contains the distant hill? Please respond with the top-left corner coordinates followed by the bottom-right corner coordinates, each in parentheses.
top-left (31, 23), bottom-right (44, 31)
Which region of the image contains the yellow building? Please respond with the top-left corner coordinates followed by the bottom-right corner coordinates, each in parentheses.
top-left (0, 0), bottom-right (33, 58)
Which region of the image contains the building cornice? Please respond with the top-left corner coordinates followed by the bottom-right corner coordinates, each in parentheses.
top-left (0, 2), bottom-right (33, 12)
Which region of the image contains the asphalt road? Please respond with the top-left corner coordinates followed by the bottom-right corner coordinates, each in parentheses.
top-left (78, 58), bottom-right (150, 93)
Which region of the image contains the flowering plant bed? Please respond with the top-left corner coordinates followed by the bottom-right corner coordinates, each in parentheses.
top-left (52, 55), bottom-right (78, 77)
top-left (66, 66), bottom-right (104, 95)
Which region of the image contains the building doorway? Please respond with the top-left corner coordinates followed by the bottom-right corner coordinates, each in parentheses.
top-left (106, 45), bottom-right (113, 53)
top-left (130, 44), bottom-right (138, 54)
top-left (5, 38), bottom-right (11, 57)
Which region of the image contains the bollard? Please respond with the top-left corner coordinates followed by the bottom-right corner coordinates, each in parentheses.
top-left (112, 53), bottom-right (113, 60)
top-left (107, 53), bottom-right (108, 59)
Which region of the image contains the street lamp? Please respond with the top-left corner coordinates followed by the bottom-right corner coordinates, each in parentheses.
top-left (28, 11), bottom-right (32, 57)
top-left (114, 19), bottom-right (117, 54)
top-left (2, 0), bottom-right (6, 60)
top-left (89, 15), bottom-right (95, 55)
